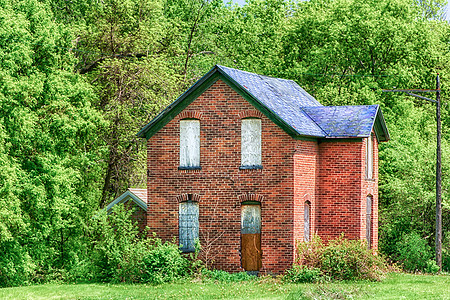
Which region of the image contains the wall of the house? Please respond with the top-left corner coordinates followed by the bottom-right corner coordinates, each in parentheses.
top-left (317, 136), bottom-right (378, 250)
top-left (124, 200), bottom-right (147, 234)
top-left (362, 134), bottom-right (379, 251)
top-left (145, 79), bottom-right (380, 274)
top-left (147, 79), bottom-right (305, 274)
top-left (293, 140), bottom-right (319, 255)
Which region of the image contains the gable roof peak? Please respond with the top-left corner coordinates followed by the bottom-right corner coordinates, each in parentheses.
top-left (137, 65), bottom-right (389, 141)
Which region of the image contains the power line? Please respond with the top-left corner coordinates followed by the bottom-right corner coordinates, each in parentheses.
top-left (300, 73), bottom-right (396, 77)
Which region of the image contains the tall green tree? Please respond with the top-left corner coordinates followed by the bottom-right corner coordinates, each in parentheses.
top-left (0, 0), bottom-right (104, 285)
top-left (69, 0), bottom-right (186, 206)
top-left (280, 0), bottom-right (450, 262)
top-left (204, 0), bottom-right (292, 75)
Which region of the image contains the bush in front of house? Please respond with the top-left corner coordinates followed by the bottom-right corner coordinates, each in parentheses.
top-left (88, 204), bottom-right (192, 284)
top-left (139, 238), bottom-right (190, 284)
top-left (290, 234), bottom-right (388, 281)
top-left (321, 236), bottom-right (387, 280)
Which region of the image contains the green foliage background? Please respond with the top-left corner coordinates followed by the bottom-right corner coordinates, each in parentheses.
top-left (0, 0), bottom-right (449, 285)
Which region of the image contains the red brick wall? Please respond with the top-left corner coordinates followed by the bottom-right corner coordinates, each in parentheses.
top-left (146, 79), bottom-right (380, 274)
top-left (362, 134), bottom-right (379, 251)
top-left (147, 79), bottom-right (301, 273)
top-left (317, 136), bottom-right (378, 250)
top-left (293, 140), bottom-right (319, 259)
top-left (123, 201), bottom-right (147, 234)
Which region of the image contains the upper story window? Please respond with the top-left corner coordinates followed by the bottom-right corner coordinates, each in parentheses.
top-left (241, 118), bottom-right (262, 169)
top-left (179, 119), bottom-right (200, 169)
top-left (366, 134), bottom-right (373, 179)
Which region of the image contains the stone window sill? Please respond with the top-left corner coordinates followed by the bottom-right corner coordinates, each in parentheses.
top-left (178, 166), bottom-right (202, 171)
top-left (239, 165), bottom-right (263, 170)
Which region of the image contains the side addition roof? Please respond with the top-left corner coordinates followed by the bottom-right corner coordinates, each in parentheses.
top-left (137, 65), bottom-right (389, 141)
top-left (106, 188), bottom-right (147, 213)
top-left (302, 105), bottom-right (389, 141)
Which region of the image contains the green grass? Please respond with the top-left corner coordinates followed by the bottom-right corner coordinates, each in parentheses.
top-left (0, 273), bottom-right (448, 300)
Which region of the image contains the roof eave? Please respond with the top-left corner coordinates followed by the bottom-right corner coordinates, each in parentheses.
top-left (106, 190), bottom-right (147, 213)
top-left (372, 106), bottom-right (390, 142)
top-left (137, 65), bottom-right (221, 139)
top-left (137, 65), bottom-right (304, 140)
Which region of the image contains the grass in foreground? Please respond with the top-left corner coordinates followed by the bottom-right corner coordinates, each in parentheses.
top-left (0, 273), bottom-right (448, 300)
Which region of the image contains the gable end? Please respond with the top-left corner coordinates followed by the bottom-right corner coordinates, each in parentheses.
top-left (138, 65), bottom-right (389, 142)
top-left (106, 190), bottom-right (147, 213)
top-left (137, 66), bottom-right (310, 140)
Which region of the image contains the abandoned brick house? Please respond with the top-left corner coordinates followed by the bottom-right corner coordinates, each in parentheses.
top-left (111, 65), bottom-right (389, 274)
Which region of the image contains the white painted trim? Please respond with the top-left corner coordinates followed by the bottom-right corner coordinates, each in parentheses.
top-left (106, 190), bottom-right (147, 214)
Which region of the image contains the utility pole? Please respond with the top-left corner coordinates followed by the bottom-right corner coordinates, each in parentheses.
top-left (436, 75), bottom-right (442, 271)
top-left (382, 74), bottom-right (442, 271)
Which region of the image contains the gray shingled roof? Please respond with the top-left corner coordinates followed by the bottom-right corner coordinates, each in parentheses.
top-left (218, 66), bottom-right (326, 137)
top-left (302, 105), bottom-right (379, 138)
top-left (137, 65), bottom-right (389, 141)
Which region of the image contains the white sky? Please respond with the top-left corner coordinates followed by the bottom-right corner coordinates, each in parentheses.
top-left (229, 0), bottom-right (450, 21)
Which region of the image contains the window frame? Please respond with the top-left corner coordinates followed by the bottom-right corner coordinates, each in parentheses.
top-left (179, 199), bottom-right (199, 253)
top-left (240, 118), bottom-right (262, 169)
top-left (366, 196), bottom-right (372, 249)
top-left (179, 119), bottom-right (201, 170)
top-left (304, 201), bottom-right (311, 242)
top-left (366, 133), bottom-right (373, 179)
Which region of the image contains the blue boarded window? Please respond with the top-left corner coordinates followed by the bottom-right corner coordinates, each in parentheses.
top-left (179, 200), bottom-right (199, 252)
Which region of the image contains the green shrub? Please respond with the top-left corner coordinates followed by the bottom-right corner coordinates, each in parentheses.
top-left (396, 232), bottom-right (432, 272)
top-left (443, 252), bottom-right (450, 272)
top-left (139, 238), bottom-right (189, 284)
top-left (322, 237), bottom-right (386, 281)
top-left (296, 235), bottom-right (324, 268)
top-left (201, 269), bottom-right (255, 282)
top-left (89, 205), bottom-right (142, 282)
top-left (425, 260), bottom-right (440, 274)
top-left (0, 241), bottom-right (35, 287)
top-left (296, 234), bottom-right (387, 281)
top-left (88, 205), bottom-right (191, 284)
top-left (442, 238), bottom-right (450, 272)
top-left (283, 265), bottom-right (324, 283)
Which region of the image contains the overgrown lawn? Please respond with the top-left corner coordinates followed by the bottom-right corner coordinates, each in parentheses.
top-left (0, 273), bottom-right (448, 300)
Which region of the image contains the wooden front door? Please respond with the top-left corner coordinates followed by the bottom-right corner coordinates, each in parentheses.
top-left (241, 203), bottom-right (262, 271)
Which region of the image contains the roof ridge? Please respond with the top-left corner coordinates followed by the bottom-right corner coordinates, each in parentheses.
top-left (217, 65), bottom-right (291, 81)
top-left (137, 65), bottom-right (388, 141)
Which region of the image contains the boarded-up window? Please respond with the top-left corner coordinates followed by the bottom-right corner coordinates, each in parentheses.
top-left (179, 201), bottom-right (199, 252)
top-left (304, 201), bottom-right (310, 242)
top-left (241, 204), bottom-right (261, 235)
top-left (241, 119), bottom-right (261, 167)
top-left (366, 196), bottom-right (372, 249)
top-left (366, 134), bottom-right (373, 179)
top-left (180, 119), bottom-right (200, 168)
